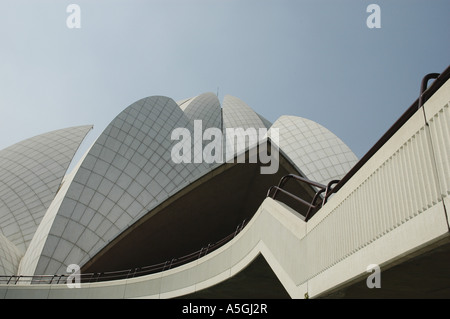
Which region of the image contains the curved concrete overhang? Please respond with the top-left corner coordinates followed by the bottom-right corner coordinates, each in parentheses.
top-left (0, 198), bottom-right (308, 298)
top-left (2, 192), bottom-right (448, 299)
top-left (3, 184), bottom-right (450, 299)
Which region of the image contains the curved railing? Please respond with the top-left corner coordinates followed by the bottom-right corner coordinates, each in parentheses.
top-left (0, 220), bottom-right (248, 285)
top-left (266, 70), bottom-right (448, 223)
top-left (267, 174), bottom-right (340, 221)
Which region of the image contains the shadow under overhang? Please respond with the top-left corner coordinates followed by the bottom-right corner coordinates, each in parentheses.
top-left (320, 235), bottom-right (450, 299)
top-left (178, 253), bottom-right (291, 299)
top-left (81, 145), bottom-right (316, 275)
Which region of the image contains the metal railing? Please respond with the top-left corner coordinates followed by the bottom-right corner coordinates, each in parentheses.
top-left (266, 174), bottom-right (340, 221)
top-left (330, 69), bottom-right (447, 197)
top-left (266, 70), bottom-right (448, 222)
top-left (0, 220), bottom-right (247, 285)
top-left (419, 72), bottom-right (440, 110)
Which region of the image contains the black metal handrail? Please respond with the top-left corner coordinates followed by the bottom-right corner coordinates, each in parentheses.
top-left (331, 67), bottom-right (448, 197)
top-left (266, 174), bottom-right (340, 221)
top-left (0, 220), bottom-right (248, 286)
top-left (267, 68), bottom-right (449, 220)
top-left (419, 73), bottom-right (440, 110)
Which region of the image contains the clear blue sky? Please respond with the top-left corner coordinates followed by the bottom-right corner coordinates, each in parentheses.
top-left (0, 0), bottom-right (449, 163)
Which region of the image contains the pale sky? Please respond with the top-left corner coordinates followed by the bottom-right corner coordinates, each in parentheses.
top-left (0, 0), bottom-right (449, 165)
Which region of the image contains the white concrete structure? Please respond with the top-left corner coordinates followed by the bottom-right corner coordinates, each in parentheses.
top-left (21, 79), bottom-right (450, 299)
top-left (0, 233), bottom-right (22, 277)
top-left (0, 126), bottom-right (92, 276)
top-left (1, 68), bottom-right (448, 297)
top-left (0, 93), bottom-right (356, 281)
top-left (19, 96), bottom-right (214, 276)
top-left (222, 95), bottom-right (272, 162)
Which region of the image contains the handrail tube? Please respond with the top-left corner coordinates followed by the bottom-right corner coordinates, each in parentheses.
top-left (273, 174), bottom-right (327, 199)
top-left (0, 219), bottom-right (249, 285)
top-left (305, 189), bottom-right (326, 222)
top-left (419, 73), bottom-right (440, 109)
top-left (331, 67), bottom-right (449, 197)
top-left (268, 69), bottom-right (449, 220)
top-left (267, 173), bottom-right (341, 222)
top-left (270, 186), bottom-right (317, 209)
top-left (323, 179), bottom-right (341, 206)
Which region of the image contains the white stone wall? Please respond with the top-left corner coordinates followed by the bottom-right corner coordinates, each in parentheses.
top-left (0, 125), bottom-right (93, 253)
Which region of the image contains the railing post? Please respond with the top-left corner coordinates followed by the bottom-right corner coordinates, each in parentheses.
top-left (305, 189), bottom-right (325, 222)
top-left (198, 247), bottom-right (204, 259)
top-left (322, 180), bottom-right (340, 207)
top-left (419, 73), bottom-right (440, 110)
top-left (3, 221), bottom-right (252, 284)
top-left (268, 173), bottom-right (339, 221)
top-left (204, 243), bottom-right (211, 255)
